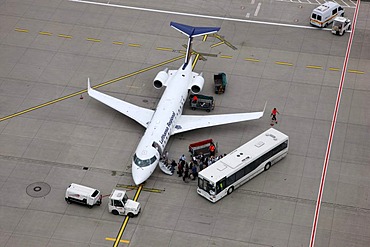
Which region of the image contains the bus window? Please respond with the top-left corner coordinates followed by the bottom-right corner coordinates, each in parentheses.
top-left (226, 174), bottom-right (236, 187)
top-left (235, 169), bottom-right (244, 181)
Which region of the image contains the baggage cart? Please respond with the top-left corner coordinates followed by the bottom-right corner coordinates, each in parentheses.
top-left (214, 73), bottom-right (227, 94)
top-left (189, 139), bottom-right (217, 158)
top-left (189, 94), bottom-right (215, 112)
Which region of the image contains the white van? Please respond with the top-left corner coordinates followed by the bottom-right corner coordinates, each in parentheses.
top-left (310, 1), bottom-right (344, 28)
top-left (65, 183), bottom-right (102, 208)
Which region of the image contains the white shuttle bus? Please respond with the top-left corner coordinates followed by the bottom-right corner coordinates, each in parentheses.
top-left (197, 128), bottom-right (288, 203)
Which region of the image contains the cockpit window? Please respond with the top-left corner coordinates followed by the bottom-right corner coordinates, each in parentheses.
top-left (133, 154), bottom-right (157, 167)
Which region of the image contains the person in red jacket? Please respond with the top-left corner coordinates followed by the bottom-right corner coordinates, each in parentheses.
top-left (209, 143), bottom-right (216, 156)
top-left (271, 108), bottom-right (280, 126)
top-left (192, 95), bottom-right (198, 103)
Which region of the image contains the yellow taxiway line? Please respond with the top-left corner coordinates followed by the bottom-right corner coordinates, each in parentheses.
top-left (329, 67), bottom-right (340, 71)
top-left (306, 65), bottom-right (323, 69)
top-left (105, 238), bottom-right (130, 244)
top-left (275, 61), bottom-right (293, 66)
top-left (348, 69), bottom-right (364, 74)
top-left (112, 184), bottom-right (143, 247)
top-left (58, 34), bottom-right (72, 38)
top-left (0, 54), bottom-right (185, 123)
top-left (39, 31), bottom-right (52, 36)
top-left (14, 28), bottom-right (29, 33)
top-left (86, 38), bottom-right (101, 42)
top-left (245, 58), bottom-right (260, 62)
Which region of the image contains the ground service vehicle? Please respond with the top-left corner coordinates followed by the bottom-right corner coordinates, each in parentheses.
top-left (332, 17), bottom-right (351, 35)
top-left (189, 94), bottom-right (215, 112)
top-left (197, 128), bottom-right (288, 203)
top-left (108, 189), bottom-right (141, 217)
top-left (65, 183), bottom-right (102, 208)
top-left (189, 139), bottom-right (217, 158)
top-left (214, 72), bottom-right (227, 94)
top-left (310, 1), bottom-right (344, 28)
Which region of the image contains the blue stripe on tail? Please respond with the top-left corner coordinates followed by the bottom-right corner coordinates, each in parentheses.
top-left (170, 22), bottom-right (220, 38)
top-left (170, 22), bottom-right (220, 69)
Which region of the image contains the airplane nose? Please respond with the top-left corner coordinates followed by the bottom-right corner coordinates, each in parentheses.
top-left (132, 162), bottom-right (149, 185)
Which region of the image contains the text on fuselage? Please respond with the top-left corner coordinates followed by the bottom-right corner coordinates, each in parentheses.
top-left (159, 111), bottom-right (176, 144)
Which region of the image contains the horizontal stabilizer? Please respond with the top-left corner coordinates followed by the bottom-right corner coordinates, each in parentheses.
top-left (170, 22), bottom-right (220, 38)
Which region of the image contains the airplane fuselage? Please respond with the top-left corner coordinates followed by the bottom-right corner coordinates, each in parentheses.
top-left (131, 62), bottom-right (196, 184)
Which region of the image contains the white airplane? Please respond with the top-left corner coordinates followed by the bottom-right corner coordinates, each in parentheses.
top-left (87, 22), bottom-right (265, 185)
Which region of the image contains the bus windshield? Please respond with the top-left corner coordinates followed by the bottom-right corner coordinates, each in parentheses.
top-left (198, 177), bottom-right (215, 194)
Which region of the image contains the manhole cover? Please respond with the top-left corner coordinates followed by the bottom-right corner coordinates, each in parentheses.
top-left (26, 182), bottom-right (51, 198)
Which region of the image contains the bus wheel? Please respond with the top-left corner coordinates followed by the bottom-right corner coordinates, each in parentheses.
top-left (65, 198), bottom-right (72, 204)
top-left (127, 212), bottom-right (134, 218)
top-left (112, 210), bottom-right (119, 215)
top-left (264, 162), bottom-right (271, 171)
top-left (227, 186), bottom-right (234, 195)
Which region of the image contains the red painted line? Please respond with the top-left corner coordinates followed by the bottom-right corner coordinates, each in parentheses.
top-left (309, 1), bottom-right (361, 247)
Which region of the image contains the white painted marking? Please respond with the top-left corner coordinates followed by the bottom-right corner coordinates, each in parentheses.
top-left (254, 3), bottom-right (261, 16)
top-left (69, 0), bottom-right (321, 30)
top-left (246, 13), bottom-right (250, 18)
top-left (309, 1), bottom-right (361, 246)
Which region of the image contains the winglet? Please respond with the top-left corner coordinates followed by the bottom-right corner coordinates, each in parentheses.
top-left (170, 22), bottom-right (220, 69)
top-left (263, 101), bottom-right (267, 115)
top-left (87, 78), bottom-right (92, 95)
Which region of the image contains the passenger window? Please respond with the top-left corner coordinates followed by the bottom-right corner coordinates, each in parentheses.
top-left (332, 9), bottom-right (337, 15)
top-left (339, 6), bottom-right (343, 11)
top-left (312, 13), bottom-right (316, 19)
top-left (317, 15), bottom-right (322, 21)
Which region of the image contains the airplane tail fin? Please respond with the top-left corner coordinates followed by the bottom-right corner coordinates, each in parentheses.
top-left (170, 22), bottom-right (220, 69)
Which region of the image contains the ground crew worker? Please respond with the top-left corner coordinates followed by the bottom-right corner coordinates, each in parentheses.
top-left (271, 108), bottom-right (280, 125)
top-left (209, 143), bottom-right (216, 156)
top-left (192, 95), bottom-right (198, 103)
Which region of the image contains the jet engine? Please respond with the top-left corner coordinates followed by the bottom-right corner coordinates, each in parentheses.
top-left (189, 75), bottom-right (204, 94)
top-left (153, 68), bottom-right (169, 89)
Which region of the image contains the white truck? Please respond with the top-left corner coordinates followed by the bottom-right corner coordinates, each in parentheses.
top-left (108, 189), bottom-right (141, 217)
top-left (65, 183), bottom-right (102, 208)
top-left (332, 17), bottom-right (352, 36)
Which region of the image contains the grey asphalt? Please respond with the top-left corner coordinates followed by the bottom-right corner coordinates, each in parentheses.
top-left (1, 0), bottom-right (370, 246)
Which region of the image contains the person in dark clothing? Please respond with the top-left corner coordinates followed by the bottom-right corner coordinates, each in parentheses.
top-left (178, 162), bottom-right (183, 177)
top-left (170, 160), bottom-right (176, 174)
top-left (183, 163), bottom-right (189, 182)
top-left (191, 165), bottom-right (198, 180)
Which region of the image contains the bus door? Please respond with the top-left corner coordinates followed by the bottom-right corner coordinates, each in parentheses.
top-left (216, 178), bottom-right (226, 194)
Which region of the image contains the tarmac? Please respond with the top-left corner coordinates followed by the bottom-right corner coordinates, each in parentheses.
top-left (1, 0), bottom-right (370, 246)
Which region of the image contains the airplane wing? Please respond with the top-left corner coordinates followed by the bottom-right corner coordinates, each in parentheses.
top-left (172, 108), bottom-right (265, 135)
top-left (87, 79), bottom-right (155, 128)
